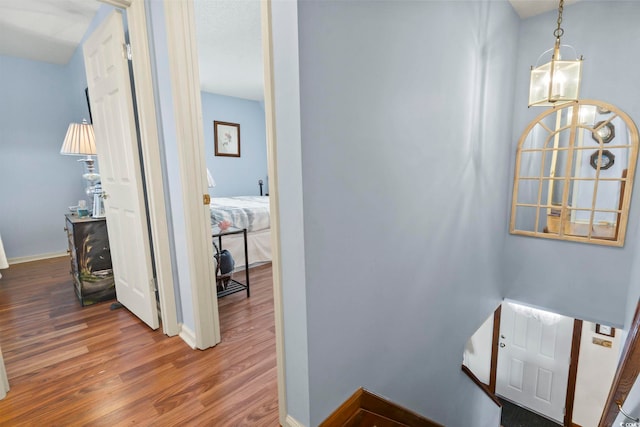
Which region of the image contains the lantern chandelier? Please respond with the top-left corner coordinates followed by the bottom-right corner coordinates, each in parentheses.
top-left (528, 0), bottom-right (583, 107)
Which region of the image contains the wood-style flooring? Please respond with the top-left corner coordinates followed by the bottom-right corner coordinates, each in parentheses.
top-left (0, 257), bottom-right (278, 426)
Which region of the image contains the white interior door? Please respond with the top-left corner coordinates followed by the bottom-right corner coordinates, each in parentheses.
top-left (496, 302), bottom-right (573, 423)
top-left (83, 10), bottom-right (159, 329)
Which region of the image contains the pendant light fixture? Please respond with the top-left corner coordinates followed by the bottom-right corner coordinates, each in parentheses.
top-left (528, 0), bottom-right (583, 107)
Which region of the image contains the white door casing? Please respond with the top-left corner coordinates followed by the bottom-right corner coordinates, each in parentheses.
top-left (83, 10), bottom-right (159, 329)
top-left (0, 344), bottom-right (8, 400)
top-left (496, 302), bottom-right (573, 423)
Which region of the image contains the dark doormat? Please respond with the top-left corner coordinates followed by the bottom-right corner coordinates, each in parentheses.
top-left (499, 397), bottom-right (562, 427)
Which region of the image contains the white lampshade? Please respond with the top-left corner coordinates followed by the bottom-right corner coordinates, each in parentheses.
top-left (60, 119), bottom-right (96, 156)
top-left (207, 168), bottom-right (216, 188)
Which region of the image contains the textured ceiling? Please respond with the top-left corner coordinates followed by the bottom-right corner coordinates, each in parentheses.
top-left (194, 0), bottom-right (263, 101)
top-left (0, 0), bottom-right (100, 65)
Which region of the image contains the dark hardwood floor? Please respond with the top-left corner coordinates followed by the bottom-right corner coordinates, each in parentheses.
top-left (0, 257), bottom-right (278, 426)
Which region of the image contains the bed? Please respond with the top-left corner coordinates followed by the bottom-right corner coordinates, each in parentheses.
top-left (209, 196), bottom-right (271, 270)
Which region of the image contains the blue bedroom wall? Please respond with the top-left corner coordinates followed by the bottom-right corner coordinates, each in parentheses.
top-left (295, 1), bottom-right (519, 425)
top-left (201, 92), bottom-right (268, 197)
top-left (0, 3), bottom-right (114, 261)
top-left (0, 55), bottom-right (86, 260)
top-left (504, 1), bottom-right (640, 328)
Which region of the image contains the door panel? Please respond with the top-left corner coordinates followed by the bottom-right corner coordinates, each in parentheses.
top-left (83, 11), bottom-right (159, 329)
top-left (496, 302), bottom-right (573, 423)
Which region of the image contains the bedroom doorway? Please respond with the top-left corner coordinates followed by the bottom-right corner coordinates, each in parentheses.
top-left (81, 0), bottom-right (178, 336)
top-left (164, 0), bottom-right (287, 424)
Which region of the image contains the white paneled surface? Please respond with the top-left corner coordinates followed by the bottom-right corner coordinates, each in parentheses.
top-left (497, 302), bottom-right (573, 422)
top-left (83, 11), bottom-right (158, 329)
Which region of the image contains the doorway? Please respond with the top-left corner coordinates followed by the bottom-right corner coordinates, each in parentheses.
top-left (464, 301), bottom-right (623, 427)
top-left (496, 302), bottom-right (574, 424)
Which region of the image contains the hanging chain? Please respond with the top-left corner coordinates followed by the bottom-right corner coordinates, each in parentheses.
top-left (554, 0), bottom-right (565, 40)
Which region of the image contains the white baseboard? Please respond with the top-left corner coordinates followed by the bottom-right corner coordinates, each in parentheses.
top-left (8, 251), bottom-right (67, 265)
top-left (178, 323), bottom-right (197, 349)
top-left (285, 415), bottom-right (306, 427)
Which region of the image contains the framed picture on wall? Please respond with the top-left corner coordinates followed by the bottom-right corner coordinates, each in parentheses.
top-left (214, 121), bottom-right (241, 157)
top-left (596, 324), bottom-right (615, 337)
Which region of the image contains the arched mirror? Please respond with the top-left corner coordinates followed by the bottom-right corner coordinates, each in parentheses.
top-left (510, 100), bottom-right (639, 246)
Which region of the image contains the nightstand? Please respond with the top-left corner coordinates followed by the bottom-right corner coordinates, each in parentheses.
top-left (64, 214), bottom-right (115, 306)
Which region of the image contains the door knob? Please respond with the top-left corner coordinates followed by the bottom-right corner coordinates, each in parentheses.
top-left (102, 192), bottom-right (109, 199)
top-left (501, 334), bottom-right (505, 339)
top-left (499, 343), bottom-right (506, 348)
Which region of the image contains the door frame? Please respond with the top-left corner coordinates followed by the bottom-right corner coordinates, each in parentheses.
top-left (162, 0), bottom-right (220, 349)
top-left (261, 2), bottom-right (288, 422)
top-left (161, 0), bottom-right (288, 422)
top-left (99, 0), bottom-right (179, 336)
top-left (490, 302), bottom-right (582, 426)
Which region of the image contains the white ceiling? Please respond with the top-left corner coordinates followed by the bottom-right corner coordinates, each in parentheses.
top-left (0, 0), bottom-right (100, 64)
top-left (194, 0), bottom-right (263, 101)
top-left (508, 0), bottom-right (580, 19)
top-left (0, 0), bottom-right (578, 100)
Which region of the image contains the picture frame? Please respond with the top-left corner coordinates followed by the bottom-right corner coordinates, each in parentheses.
top-left (596, 324), bottom-right (615, 337)
top-left (214, 121), bottom-right (240, 157)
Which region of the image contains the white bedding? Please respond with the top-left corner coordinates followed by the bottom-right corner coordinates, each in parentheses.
top-left (210, 196), bottom-right (272, 269)
top-left (209, 196), bottom-right (270, 232)
top-left (217, 228), bottom-right (272, 271)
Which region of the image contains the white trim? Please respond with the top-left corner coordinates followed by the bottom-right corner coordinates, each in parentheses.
top-left (0, 346), bottom-right (9, 400)
top-left (284, 414), bottom-right (306, 427)
top-left (178, 323), bottom-right (197, 349)
top-left (8, 252), bottom-right (67, 265)
top-left (100, 0), bottom-right (131, 7)
top-left (163, 0), bottom-right (220, 349)
top-left (261, 2), bottom-right (288, 424)
top-left (126, 0), bottom-right (179, 337)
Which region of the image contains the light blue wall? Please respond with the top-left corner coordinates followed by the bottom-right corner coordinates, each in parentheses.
top-left (270, 1), bottom-right (310, 424)
top-left (0, 3), bottom-right (115, 261)
top-left (294, 1), bottom-right (519, 424)
top-left (0, 55), bottom-right (86, 259)
top-left (201, 92), bottom-right (268, 197)
top-left (504, 1), bottom-right (640, 328)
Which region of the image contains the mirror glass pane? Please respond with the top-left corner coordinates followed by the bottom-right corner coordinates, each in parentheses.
top-left (514, 206), bottom-right (537, 232)
top-left (519, 151), bottom-right (542, 177)
top-left (516, 179), bottom-right (539, 206)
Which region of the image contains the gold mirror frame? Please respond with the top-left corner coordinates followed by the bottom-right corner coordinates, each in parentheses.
top-left (510, 100), bottom-right (639, 246)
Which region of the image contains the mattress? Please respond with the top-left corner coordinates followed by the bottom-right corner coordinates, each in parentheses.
top-left (209, 196), bottom-right (270, 233)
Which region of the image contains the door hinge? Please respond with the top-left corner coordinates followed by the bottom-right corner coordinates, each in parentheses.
top-left (204, 194), bottom-right (211, 205)
top-left (124, 43), bottom-right (132, 61)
